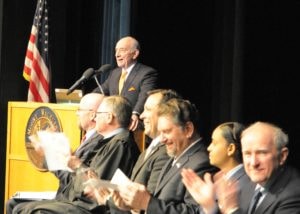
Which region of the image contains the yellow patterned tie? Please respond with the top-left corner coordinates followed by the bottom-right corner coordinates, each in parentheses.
top-left (119, 69), bottom-right (127, 94)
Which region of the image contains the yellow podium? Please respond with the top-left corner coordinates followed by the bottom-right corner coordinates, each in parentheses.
top-left (4, 102), bottom-right (81, 210)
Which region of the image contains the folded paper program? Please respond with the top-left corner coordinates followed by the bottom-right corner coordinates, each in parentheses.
top-left (12, 191), bottom-right (57, 200)
top-left (83, 168), bottom-right (131, 192)
top-left (30, 131), bottom-right (72, 171)
top-left (83, 178), bottom-right (119, 191)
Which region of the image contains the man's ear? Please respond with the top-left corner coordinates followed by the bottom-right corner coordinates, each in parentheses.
top-left (185, 121), bottom-right (194, 139)
top-left (279, 147), bottom-right (289, 165)
top-left (106, 112), bottom-right (114, 124)
top-left (90, 112), bottom-right (96, 121)
top-left (132, 49), bottom-right (140, 60)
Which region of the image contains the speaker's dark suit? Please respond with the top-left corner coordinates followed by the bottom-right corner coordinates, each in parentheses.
top-left (146, 140), bottom-right (218, 214)
top-left (94, 63), bottom-right (158, 115)
top-left (235, 165), bottom-right (300, 214)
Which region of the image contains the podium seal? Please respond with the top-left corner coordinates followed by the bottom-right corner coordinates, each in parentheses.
top-left (25, 106), bottom-right (62, 171)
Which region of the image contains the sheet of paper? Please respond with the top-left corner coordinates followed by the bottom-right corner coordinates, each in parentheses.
top-left (83, 178), bottom-right (119, 191)
top-left (12, 191), bottom-right (57, 200)
top-left (110, 168), bottom-right (131, 186)
top-left (83, 168), bottom-right (131, 191)
top-left (32, 131), bottom-right (72, 171)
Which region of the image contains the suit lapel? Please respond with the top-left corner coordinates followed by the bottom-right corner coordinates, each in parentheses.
top-left (75, 131), bottom-right (97, 156)
top-left (154, 158), bottom-right (173, 194)
top-left (254, 192), bottom-right (276, 213)
top-left (130, 151), bottom-right (147, 179)
top-left (239, 182), bottom-right (256, 213)
top-left (155, 156), bottom-right (188, 195)
top-left (154, 142), bottom-right (203, 195)
top-left (254, 166), bottom-right (291, 213)
top-left (144, 142), bottom-right (160, 161)
top-left (131, 143), bottom-right (161, 180)
top-left (230, 165), bottom-right (245, 181)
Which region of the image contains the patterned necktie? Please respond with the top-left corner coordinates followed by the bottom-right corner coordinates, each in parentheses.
top-left (118, 69), bottom-right (127, 94)
top-left (249, 188), bottom-right (262, 214)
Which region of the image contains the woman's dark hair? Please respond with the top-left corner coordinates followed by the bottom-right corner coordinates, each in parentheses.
top-left (217, 122), bottom-right (245, 163)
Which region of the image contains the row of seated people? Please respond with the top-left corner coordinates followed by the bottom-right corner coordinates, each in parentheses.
top-left (7, 89), bottom-right (300, 214)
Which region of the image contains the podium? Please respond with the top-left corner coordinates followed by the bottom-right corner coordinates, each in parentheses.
top-left (4, 102), bottom-right (81, 210)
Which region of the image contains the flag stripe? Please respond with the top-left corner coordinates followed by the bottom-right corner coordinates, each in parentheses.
top-left (32, 52), bottom-right (49, 93)
top-left (23, 0), bottom-right (50, 102)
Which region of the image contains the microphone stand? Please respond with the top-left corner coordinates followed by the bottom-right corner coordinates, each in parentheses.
top-left (93, 75), bottom-right (105, 95)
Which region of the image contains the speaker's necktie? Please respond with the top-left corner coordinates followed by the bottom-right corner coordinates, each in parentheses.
top-left (119, 69), bottom-right (127, 94)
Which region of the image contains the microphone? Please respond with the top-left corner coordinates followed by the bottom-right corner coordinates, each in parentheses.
top-left (93, 64), bottom-right (112, 95)
top-left (67, 68), bottom-right (94, 95)
top-left (94, 64), bottom-right (112, 75)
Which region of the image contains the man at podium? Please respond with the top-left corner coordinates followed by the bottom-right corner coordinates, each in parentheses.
top-left (93, 36), bottom-right (159, 132)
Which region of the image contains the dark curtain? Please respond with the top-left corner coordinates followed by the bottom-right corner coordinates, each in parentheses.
top-left (100, 0), bottom-right (131, 83)
top-left (211, 0), bottom-right (245, 123)
top-left (1, 0), bottom-right (300, 211)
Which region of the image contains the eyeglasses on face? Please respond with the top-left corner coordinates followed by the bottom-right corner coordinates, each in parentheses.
top-left (77, 109), bottom-right (93, 112)
top-left (95, 111), bottom-right (109, 115)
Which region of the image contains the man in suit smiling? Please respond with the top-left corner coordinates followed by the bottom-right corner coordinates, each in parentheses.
top-left (94, 36), bottom-right (158, 131)
top-left (205, 122), bottom-right (300, 214)
top-left (104, 89), bottom-right (180, 214)
top-left (111, 98), bottom-right (217, 214)
top-left (231, 122), bottom-right (300, 214)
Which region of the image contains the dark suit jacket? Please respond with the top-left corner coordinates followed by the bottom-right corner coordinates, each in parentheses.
top-left (235, 165), bottom-right (300, 214)
top-left (54, 131), bottom-right (104, 198)
top-left (146, 140), bottom-right (218, 214)
top-left (108, 142), bottom-right (170, 214)
top-left (225, 166), bottom-right (253, 214)
top-left (94, 63), bottom-right (158, 115)
top-left (229, 165), bottom-right (253, 199)
top-left (131, 142), bottom-right (170, 194)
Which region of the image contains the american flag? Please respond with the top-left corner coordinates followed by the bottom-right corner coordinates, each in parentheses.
top-left (23, 0), bottom-right (50, 102)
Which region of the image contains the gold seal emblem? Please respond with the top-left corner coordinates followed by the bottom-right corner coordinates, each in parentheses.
top-left (25, 106), bottom-right (62, 171)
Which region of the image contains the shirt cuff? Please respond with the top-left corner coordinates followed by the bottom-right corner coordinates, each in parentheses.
top-left (225, 207), bottom-right (238, 214)
top-left (132, 111), bottom-right (140, 116)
